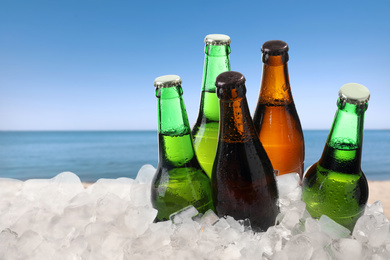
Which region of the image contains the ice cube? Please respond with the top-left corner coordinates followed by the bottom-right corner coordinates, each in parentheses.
top-left (364, 201), bottom-right (389, 225)
top-left (279, 210), bottom-right (300, 230)
top-left (51, 171), bottom-right (84, 195)
top-left (122, 205), bottom-right (157, 236)
top-left (169, 205), bottom-right (199, 224)
top-left (226, 215), bottom-right (245, 232)
top-left (305, 217), bottom-right (320, 233)
top-left (329, 238), bottom-right (366, 260)
top-left (276, 172), bottom-right (301, 198)
top-left (212, 217), bottom-right (231, 232)
top-left (318, 215), bottom-right (350, 239)
top-left (198, 209), bottom-right (219, 229)
top-left (259, 226), bottom-right (284, 256)
top-left (136, 164), bottom-right (156, 184)
top-left (125, 221), bottom-right (173, 257)
top-left (282, 234), bottom-right (314, 260)
top-left (96, 193), bottom-right (126, 222)
top-left (365, 201), bottom-right (385, 215)
top-left (130, 183), bottom-right (152, 207)
top-left (353, 215), bottom-right (390, 247)
top-left (89, 177), bottom-right (135, 201)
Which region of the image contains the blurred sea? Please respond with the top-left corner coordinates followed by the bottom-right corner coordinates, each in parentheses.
top-left (0, 130), bottom-right (389, 182)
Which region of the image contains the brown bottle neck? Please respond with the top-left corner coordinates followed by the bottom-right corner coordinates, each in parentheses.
top-left (259, 55), bottom-right (293, 105)
top-left (219, 97), bottom-right (257, 143)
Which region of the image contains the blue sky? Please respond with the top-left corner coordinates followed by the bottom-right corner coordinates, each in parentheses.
top-left (1, 0), bottom-right (389, 130)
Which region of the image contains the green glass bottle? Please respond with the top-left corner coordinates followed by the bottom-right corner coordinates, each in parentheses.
top-left (302, 83), bottom-right (370, 231)
top-left (151, 75), bottom-right (214, 221)
top-left (192, 34), bottom-right (231, 178)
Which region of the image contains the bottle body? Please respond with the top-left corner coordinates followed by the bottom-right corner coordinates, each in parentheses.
top-left (152, 133), bottom-right (214, 221)
top-left (302, 83), bottom-right (370, 231)
top-left (253, 41), bottom-right (304, 177)
top-left (192, 35), bottom-right (231, 178)
top-left (302, 147), bottom-right (368, 231)
top-left (253, 102), bottom-right (304, 177)
top-left (212, 71), bottom-right (279, 232)
top-left (151, 76), bottom-right (213, 221)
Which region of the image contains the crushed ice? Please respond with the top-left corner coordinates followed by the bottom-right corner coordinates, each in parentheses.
top-left (0, 166), bottom-right (389, 259)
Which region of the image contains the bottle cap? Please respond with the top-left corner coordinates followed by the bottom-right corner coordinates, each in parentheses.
top-left (261, 40), bottom-right (289, 55)
top-left (216, 71), bottom-right (246, 99)
top-left (154, 75), bottom-right (182, 88)
top-left (204, 34), bottom-right (231, 46)
top-left (339, 83), bottom-right (370, 104)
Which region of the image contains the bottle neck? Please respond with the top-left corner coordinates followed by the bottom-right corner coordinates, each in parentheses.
top-left (156, 86), bottom-right (190, 135)
top-left (156, 86), bottom-right (194, 167)
top-left (202, 44), bottom-right (231, 92)
top-left (218, 96), bottom-right (257, 143)
top-left (259, 55), bottom-right (293, 105)
top-left (196, 44), bottom-right (231, 122)
top-left (319, 99), bottom-right (368, 173)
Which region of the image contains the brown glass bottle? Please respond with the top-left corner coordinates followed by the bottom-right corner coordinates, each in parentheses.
top-left (253, 40), bottom-right (305, 178)
top-left (212, 71), bottom-right (279, 232)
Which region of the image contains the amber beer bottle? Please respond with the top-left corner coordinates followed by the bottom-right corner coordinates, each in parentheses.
top-left (253, 40), bottom-right (305, 178)
top-left (192, 34), bottom-right (231, 178)
top-left (151, 75), bottom-right (214, 221)
top-left (212, 71), bottom-right (279, 231)
top-left (302, 83), bottom-right (370, 231)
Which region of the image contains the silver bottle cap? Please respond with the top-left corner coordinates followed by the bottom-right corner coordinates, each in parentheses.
top-left (204, 34), bottom-right (231, 46)
top-left (154, 75), bottom-right (182, 88)
top-left (339, 83), bottom-right (370, 104)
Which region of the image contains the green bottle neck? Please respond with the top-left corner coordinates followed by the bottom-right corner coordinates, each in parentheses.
top-left (156, 86), bottom-right (195, 167)
top-left (156, 86), bottom-right (191, 135)
top-left (319, 99), bottom-right (368, 173)
top-left (195, 45), bottom-right (231, 123)
top-left (202, 44), bottom-right (231, 92)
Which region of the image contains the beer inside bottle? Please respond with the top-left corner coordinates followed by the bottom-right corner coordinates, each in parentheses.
top-left (151, 75), bottom-right (214, 221)
top-left (302, 83), bottom-right (370, 231)
top-left (253, 40), bottom-right (305, 178)
top-left (212, 71), bottom-right (279, 232)
top-left (192, 34), bottom-right (231, 178)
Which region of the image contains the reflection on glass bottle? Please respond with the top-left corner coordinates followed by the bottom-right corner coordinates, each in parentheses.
top-left (192, 34), bottom-right (231, 178)
top-left (302, 83), bottom-right (370, 231)
top-left (212, 71), bottom-right (279, 232)
top-left (151, 75), bottom-right (214, 221)
top-left (253, 40), bottom-right (305, 178)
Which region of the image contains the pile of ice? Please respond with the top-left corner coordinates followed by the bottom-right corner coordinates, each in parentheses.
top-left (0, 165), bottom-right (389, 259)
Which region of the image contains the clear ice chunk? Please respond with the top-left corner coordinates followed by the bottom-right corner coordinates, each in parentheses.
top-left (318, 215), bottom-right (351, 239)
top-left (353, 214), bottom-right (390, 247)
top-left (329, 238), bottom-right (366, 260)
top-left (135, 164), bottom-right (156, 184)
top-left (169, 205), bottom-right (199, 224)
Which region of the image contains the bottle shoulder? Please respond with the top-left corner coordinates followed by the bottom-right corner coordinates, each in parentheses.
top-left (154, 161), bottom-right (210, 183)
top-left (214, 138), bottom-right (275, 180)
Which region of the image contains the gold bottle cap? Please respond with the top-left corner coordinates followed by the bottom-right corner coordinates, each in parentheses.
top-left (154, 75), bottom-right (182, 88)
top-left (204, 34), bottom-right (231, 46)
top-left (339, 83), bottom-right (370, 104)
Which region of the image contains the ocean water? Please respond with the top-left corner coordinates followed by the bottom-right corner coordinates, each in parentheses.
top-left (0, 130), bottom-right (389, 182)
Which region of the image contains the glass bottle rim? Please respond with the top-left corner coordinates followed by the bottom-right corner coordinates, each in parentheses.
top-left (154, 75), bottom-right (182, 88)
top-left (204, 34), bottom-right (231, 46)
